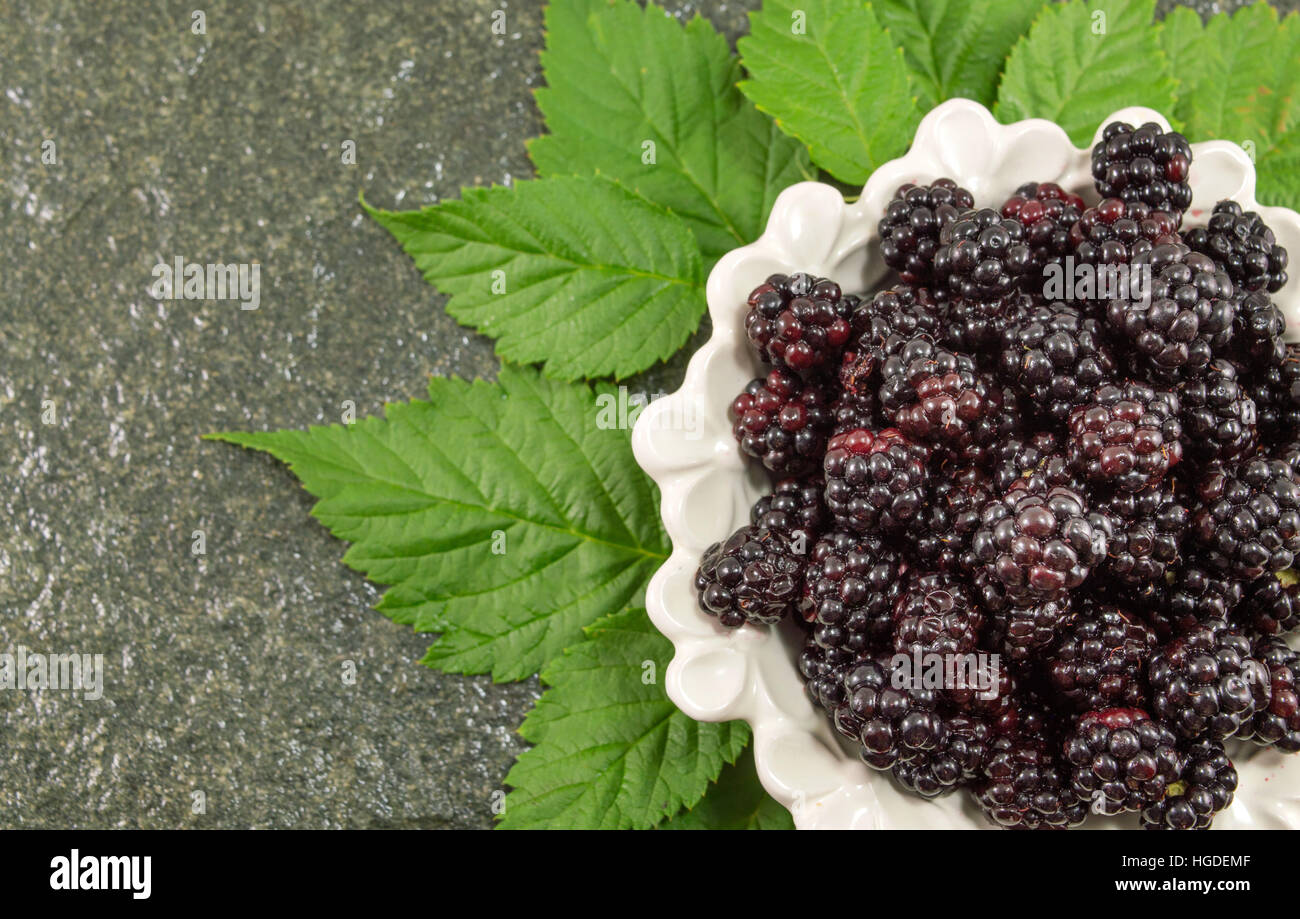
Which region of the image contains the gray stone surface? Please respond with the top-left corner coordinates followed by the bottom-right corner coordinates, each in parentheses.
top-left (0, 0), bottom-right (1292, 829)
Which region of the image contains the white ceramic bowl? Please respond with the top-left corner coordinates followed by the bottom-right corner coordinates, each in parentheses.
top-left (631, 99), bottom-right (1300, 829)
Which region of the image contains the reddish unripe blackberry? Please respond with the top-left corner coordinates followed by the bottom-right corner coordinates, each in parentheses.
top-left (1244, 636), bottom-right (1300, 752)
top-left (933, 208), bottom-right (1033, 304)
top-left (730, 367), bottom-right (834, 476)
top-left (998, 302), bottom-right (1117, 422)
top-left (1001, 182), bottom-right (1086, 284)
top-left (893, 714), bottom-right (993, 797)
top-left (996, 597), bottom-right (1075, 663)
top-left (802, 530), bottom-right (907, 654)
top-left (1148, 564), bottom-right (1245, 640)
top-left (832, 654), bottom-right (948, 769)
top-left (1236, 571), bottom-right (1300, 637)
top-left (823, 427), bottom-right (929, 534)
top-left (1108, 244), bottom-right (1236, 378)
top-left (974, 734), bottom-right (1087, 829)
top-left (1191, 458), bottom-right (1300, 580)
top-left (891, 571), bottom-right (983, 658)
top-left (1068, 198), bottom-right (1178, 274)
top-left (1233, 289), bottom-right (1287, 365)
top-left (1185, 200), bottom-right (1289, 294)
top-left (1091, 121), bottom-right (1193, 220)
top-left (695, 525), bottom-right (804, 628)
top-left (971, 479), bottom-right (1109, 602)
top-left (1048, 603), bottom-right (1155, 713)
top-left (744, 273), bottom-right (856, 372)
top-left (1178, 359), bottom-right (1257, 466)
top-left (1100, 487), bottom-right (1188, 589)
top-left (1064, 708), bottom-right (1184, 815)
top-left (1247, 345), bottom-right (1300, 440)
top-left (1067, 381), bottom-right (1182, 492)
top-left (1148, 618), bottom-right (1271, 741)
top-left (1140, 739), bottom-right (1237, 830)
top-left (749, 477), bottom-right (826, 540)
top-left (878, 179), bottom-right (974, 285)
top-left (911, 465), bottom-right (994, 572)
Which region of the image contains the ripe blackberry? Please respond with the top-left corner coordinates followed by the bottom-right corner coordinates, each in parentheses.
top-left (1178, 359), bottom-right (1257, 466)
top-left (877, 179), bottom-right (974, 285)
top-left (939, 293), bottom-right (1026, 355)
top-left (1048, 603), bottom-right (1155, 713)
top-left (1091, 121), bottom-right (1193, 220)
top-left (1243, 636), bottom-right (1300, 752)
top-left (1148, 564), bottom-right (1244, 640)
top-left (1108, 243), bottom-right (1236, 378)
top-left (1068, 198), bottom-right (1178, 276)
top-left (832, 654), bottom-right (948, 769)
top-left (1191, 458), bottom-right (1300, 580)
top-left (802, 530), bottom-right (907, 654)
top-left (822, 427), bottom-right (929, 534)
top-left (1236, 571), bottom-right (1300, 636)
top-left (798, 632), bottom-right (853, 713)
top-left (998, 302), bottom-right (1117, 422)
top-left (933, 208), bottom-right (1032, 304)
top-left (892, 714), bottom-right (992, 797)
top-left (730, 367), bottom-right (834, 476)
top-left (1067, 381), bottom-right (1182, 492)
top-left (1247, 344), bottom-right (1300, 441)
top-left (1148, 618), bottom-right (1271, 740)
top-left (971, 479), bottom-right (1109, 602)
top-left (1140, 739), bottom-right (1237, 830)
top-left (1100, 487), bottom-right (1188, 589)
top-left (749, 477), bottom-right (826, 540)
top-left (1185, 199), bottom-right (1289, 294)
top-left (1232, 289), bottom-right (1287, 365)
top-left (987, 430), bottom-right (1061, 493)
top-left (975, 734), bottom-right (1087, 829)
top-left (995, 597), bottom-right (1075, 663)
top-left (1064, 708), bottom-right (1183, 815)
top-left (911, 465), bottom-right (994, 572)
top-left (1001, 182), bottom-right (1086, 288)
top-left (695, 525), bottom-right (804, 628)
top-left (743, 273), bottom-right (856, 373)
top-left (891, 571), bottom-right (983, 658)
top-left (851, 285), bottom-right (944, 356)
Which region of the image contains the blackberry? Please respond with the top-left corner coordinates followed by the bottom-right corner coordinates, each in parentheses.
top-left (891, 571), bottom-right (983, 658)
top-left (1068, 198), bottom-right (1178, 274)
top-left (877, 179), bottom-right (974, 285)
top-left (1064, 708), bottom-right (1183, 815)
top-left (994, 597), bottom-right (1075, 663)
top-left (802, 530), bottom-right (907, 654)
top-left (695, 525), bottom-right (805, 628)
top-left (1140, 739), bottom-right (1237, 830)
top-left (1244, 636), bottom-right (1300, 751)
top-left (1067, 381), bottom-right (1182, 492)
top-left (749, 477), bottom-right (826, 540)
top-left (1247, 344), bottom-right (1300, 440)
top-left (1185, 199), bottom-right (1289, 294)
top-left (833, 350), bottom-right (883, 433)
top-left (911, 465), bottom-right (994, 572)
top-left (1178, 359), bottom-right (1257, 466)
top-left (1048, 603), bottom-right (1155, 713)
top-left (1232, 289), bottom-right (1287, 365)
top-left (1001, 182), bottom-right (1086, 289)
top-left (1108, 243), bottom-right (1236, 379)
top-left (832, 654), bottom-right (948, 769)
top-left (975, 734), bottom-right (1087, 829)
top-left (1191, 458), bottom-right (1300, 580)
top-left (798, 632), bottom-right (853, 713)
top-left (971, 479), bottom-right (1109, 602)
top-left (1148, 618), bottom-right (1271, 740)
top-left (933, 208), bottom-right (1032, 304)
top-left (1148, 564), bottom-right (1245, 640)
top-left (730, 367), bottom-right (834, 476)
top-left (987, 430), bottom-right (1061, 492)
top-left (822, 427), bottom-right (929, 534)
top-left (998, 302), bottom-right (1117, 423)
top-left (1236, 571), bottom-right (1300, 637)
top-left (851, 285), bottom-right (944, 357)
top-left (1100, 487), bottom-right (1188, 589)
top-left (892, 714), bottom-right (992, 797)
top-left (1091, 121), bottom-right (1193, 220)
top-left (743, 273), bottom-right (856, 372)
top-left (939, 293), bottom-right (1026, 355)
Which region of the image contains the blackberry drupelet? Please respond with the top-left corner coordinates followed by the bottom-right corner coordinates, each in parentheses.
top-left (1244, 636), bottom-right (1300, 752)
top-left (802, 530), bottom-right (908, 655)
top-left (1140, 740), bottom-right (1237, 830)
top-left (1185, 200), bottom-right (1289, 294)
top-left (975, 734), bottom-right (1088, 829)
top-left (1178, 359), bottom-right (1258, 466)
top-left (1148, 564), bottom-right (1245, 639)
top-left (832, 654), bottom-right (948, 769)
top-left (1091, 121), bottom-right (1193, 220)
top-left (1064, 708), bottom-right (1184, 815)
top-left (892, 714), bottom-right (993, 797)
top-left (1236, 571), bottom-right (1300, 636)
top-left (1247, 344), bottom-right (1300, 440)
top-left (911, 465), bottom-right (994, 571)
top-left (1191, 458), bottom-right (1300, 579)
top-left (750, 477), bottom-right (826, 540)
top-left (878, 179), bottom-right (974, 285)
top-left (1048, 603), bottom-right (1155, 713)
top-left (823, 427), bottom-right (930, 533)
top-left (998, 302), bottom-right (1117, 423)
top-left (695, 525), bottom-right (805, 628)
top-left (744, 273), bottom-right (856, 373)
top-left (730, 367), bottom-right (834, 476)
top-left (891, 571), bottom-right (983, 658)
top-left (1100, 487), bottom-right (1188, 589)
top-left (1067, 381), bottom-right (1182, 492)
top-left (1148, 618), bottom-right (1271, 740)
top-left (933, 207), bottom-right (1032, 304)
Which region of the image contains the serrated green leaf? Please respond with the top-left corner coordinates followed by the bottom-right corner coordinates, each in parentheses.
top-left (738, 0), bottom-right (920, 186)
top-left (1158, 3), bottom-right (1300, 210)
top-left (529, 0), bottom-right (812, 262)
top-left (659, 746), bottom-right (794, 830)
top-left (498, 607), bottom-right (750, 829)
top-left (995, 0), bottom-right (1178, 146)
top-left (365, 175), bottom-right (705, 382)
top-left (874, 0), bottom-right (1045, 111)
top-left (208, 365), bottom-right (669, 682)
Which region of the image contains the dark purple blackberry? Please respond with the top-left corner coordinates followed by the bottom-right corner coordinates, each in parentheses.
top-left (832, 654), bottom-right (948, 769)
top-left (911, 465), bottom-right (994, 572)
top-left (1091, 121), bottom-right (1193, 221)
top-left (1067, 381), bottom-right (1182, 492)
top-left (695, 525), bottom-right (804, 628)
top-left (1247, 344), bottom-right (1300, 440)
top-left (933, 208), bottom-right (1032, 304)
top-left (743, 273), bottom-right (856, 373)
top-left (1148, 564), bottom-right (1245, 640)
top-left (938, 293), bottom-right (1026, 355)
top-left (1232, 289), bottom-right (1287, 365)
top-left (986, 430), bottom-right (1061, 492)
top-left (971, 479), bottom-right (1109, 602)
top-left (974, 734), bottom-right (1087, 829)
top-left (1191, 458), bottom-right (1300, 580)
top-left (1236, 571), bottom-right (1300, 637)
top-left (1178, 359), bottom-right (1257, 466)
top-left (1140, 739), bottom-right (1237, 830)
top-left (798, 632), bottom-right (853, 713)
top-left (1048, 603), bottom-right (1155, 713)
top-left (749, 477), bottom-right (826, 541)
top-left (1148, 618), bottom-right (1271, 741)
top-left (998, 302), bottom-right (1117, 423)
top-left (1243, 636), bottom-right (1300, 752)
top-left (877, 179), bottom-right (974, 285)
top-left (1100, 487), bottom-right (1188, 589)
top-left (801, 530), bottom-right (907, 655)
top-left (892, 714), bottom-right (993, 797)
top-left (730, 367), bottom-right (834, 476)
top-left (996, 597), bottom-right (1075, 663)
top-left (891, 571), bottom-right (983, 658)
top-left (1068, 198), bottom-right (1179, 277)
top-left (822, 427), bottom-right (929, 534)
top-left (851, 285), bottom-right (943, 356)
top-left (832, 350), bottom-right (883, 433)
top-left (1064, 708), bottom-right (1184, 815)
top-left (1001, 183), bottom-right (1087, 291)
top-left (1108, 243), bottom-right (1236, 379)
top-left (1185, 200), bottom-right (1289, 294)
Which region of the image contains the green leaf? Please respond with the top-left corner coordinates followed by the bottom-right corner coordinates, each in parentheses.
top-left (499, 607), bottom-right (750, 829)
top-left (529, 0), bottom-right (812, 262)
top-left (1159, 3), bottom-right (1300, 210)
top-left (659, 746), bottom-right (794, 830)
top-left (995, 0), bottom-right (1178, 146)
top-left (208, 365), bottom-right (669, 682)
top-left (738, 0), bottom-right (920, 186)
top-left (365, 175), bottom-right (705, 382)
top-left (874, 0), bottom-right (1045, 111)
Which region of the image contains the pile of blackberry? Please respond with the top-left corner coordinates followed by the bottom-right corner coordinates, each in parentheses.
top-left (695, 119), bottom-right (1300, 830)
